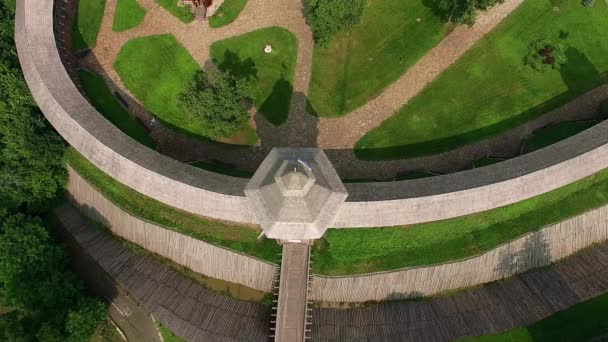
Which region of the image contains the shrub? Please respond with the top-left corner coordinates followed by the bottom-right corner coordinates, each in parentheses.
top-left (435, 0), bottom-right (504, 26)
top-left (304, 0), bottom-right (365, 45)
top-left (178, 70), bottom-right (253, 138)
top-left (524, 39), bottom-right (568, 72)
top-left (583, 0), bottom-right (596, 7)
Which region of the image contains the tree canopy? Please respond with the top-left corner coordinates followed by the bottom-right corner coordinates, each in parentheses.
top-left (304, 0), bottom-right (365, 45)
top-left (179, 70), bottom-right (253, 138)
top-left (434, 0), bottom-right (504, 26)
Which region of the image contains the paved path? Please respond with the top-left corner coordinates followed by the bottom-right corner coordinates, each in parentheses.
top-left (313, 241), bottom-right (608, 341)
top-left (55, 203), bottom-right (270, 342)
top-left (275, 244), bottom-right (311, 342)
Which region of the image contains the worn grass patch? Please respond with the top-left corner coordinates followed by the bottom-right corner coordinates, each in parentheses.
top-left (72, 0), bottom-right (106, 50)
top-left (313, 167), bottom-right (608, 275)
top-left (208, 0), bottom-right (247, 28)
top-left (65, 148), bottom-right (281, 262)
top-left (356, 0), bottom-right (608, 159)
top-left (307, 0), bottom-right (447, 117)
top-left (77, 69), bottom-right (157, 149)
top-left (112, 0), bottom-right (146, 32)
top-left (211, 27), bottom-right (298, 125)
top-left (459, 291), bottom-right (608, 341)
top-left (114, 34), bottom-right (257, 144)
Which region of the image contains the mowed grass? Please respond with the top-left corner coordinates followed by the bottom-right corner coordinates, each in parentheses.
top-left (158, 324), bottom-right (187, 342)
top-left (356, 0), bottom-right (608, 160)
top-left (523, 120), bottom-right (595, 152)
top-left (114, 34), bottom-right (257, 144)
top-left (72, 0), bottom-right (106, 50)
top-left (312, 166), bottom-right (608, 275)
top-left (77, 69), bottom-right (157, 149)
top-left (112, 0), bottom-right (146, 32)
top-left (459, 291), bottom-right (608, 342)
top-left (208, 0), bottom-right (247, 28)
top-left (154, 0), bottom-right (193, 23)
top-left (65, 148), bottom-right (281, 262)
top-left (211, 27), bottom-right (298, 125)
top-left (307, 0), bottom-right (447, 117)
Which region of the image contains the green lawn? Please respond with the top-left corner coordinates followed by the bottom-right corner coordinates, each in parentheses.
top-left (154, 0), bottom-right (193, 23)
top-left (210, 27), bottom-right (298, 125)
top-left (208, 0), bottom-right (247, 28)
top-left (459, 292), bottom-right (608, 342)
top-left (472, 157), bottom-right (506, 168)
top-left (112, 0), bottom-right (146, 32)
top-left (355, 0), bottom-right (608, 160)
top-left (77, 69), bottom-right (157, 149)
top-left (65, 148), bottom-right (281, 263)
top-left (523, 121), bottom-right (595, 152)
top-left (313, 166), bottom-right (608, 275)
top-left (72, 0), bottom-right (106, 50)
top-left (158, 323), bottom-right (187, 342)
top-left (114, 34), bottom-right (257, 144)
top-left (307, 0), bottom-right (447, 117)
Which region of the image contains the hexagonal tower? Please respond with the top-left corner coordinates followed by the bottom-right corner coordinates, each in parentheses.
top-left (245, 148), bottom-right (348, 243)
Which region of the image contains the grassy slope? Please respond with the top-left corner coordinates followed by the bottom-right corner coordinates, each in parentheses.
top-left (208, 0), bottom-right (247, 28)
top-left (210, 27), bottom-right (298, 125)
top-left (112, 0), bottom-right (146, 32)
top-left (313, 167), bottom-right (608, 275)
top-left (356, 0), bottom-right (608, 160)
top-left (72, 0), bottom-right (106, 50)
top-left (190, 161), bottom-right (253, 178)
top-left (307, 0), bottom-right (447, 117)
top-left (65, 148), bottom-right (281, 263)
top-left (460, 292), bottom-right (608, 342)
top-left (524, 120), bottom-right (595, 152)
top-left (113, 34), bottom-right (257, 145)
top-left (154, 0), bottom-right (193, 23)
top-left (77, 69), bottom-right (157, 149)
top-left (159, 324), bottom-right (187, 342)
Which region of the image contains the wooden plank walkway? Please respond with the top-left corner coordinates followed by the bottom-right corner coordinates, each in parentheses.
top-left (54, 203), bottom-right (270, 342)
top-left (312, 242), bottom-right (608, 341)
top-left (274, 243), bottom-right (311, 342)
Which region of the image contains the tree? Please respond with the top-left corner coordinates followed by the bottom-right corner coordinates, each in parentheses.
top-left (304, 0), bottom-right (365, 45)
top-left (434, 0), bottom-right (504, 26)
top-left (66, 297), bottom-right (106, 342)
top-left (524, 39), bottom-right (568, 73)
top-left (179, 70), bottom-right (253, 139)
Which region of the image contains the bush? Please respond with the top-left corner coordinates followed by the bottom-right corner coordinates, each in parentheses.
top-left (304, 0), bottom-right (365, 45)
top-left (178, 70), bottom-right (253, 138)
top-left (583, 0), bottom-right (596, 7)
top-left (524, 39), bottom-right (568, 73)
top-left (434, 0), bottom-right (504, 26)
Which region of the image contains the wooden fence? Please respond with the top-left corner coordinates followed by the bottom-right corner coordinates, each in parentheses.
top-left (66, 167), bottom-right (278, 292)
top-left (311, 204), bottom-right (608, 302)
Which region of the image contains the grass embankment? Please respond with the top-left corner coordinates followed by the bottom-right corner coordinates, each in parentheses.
top-left (77, 69), bottom-right (157, 149)
top-left (113, 34), bottom-right (257, 145)
top-left (356, 0), bottom-right (608, 160)
top-left (72, 0), bottom-right (106, 50)
top-left (64, 148), bottom-right (281, 262)
top-left (313, 167), bottom-right (608, 275)
top-left (154, 0), bottom-right (193, 23)
top-left (112, 0), bottom-right (146, 32)
top-left (208, 0), bottom-right (247, 28)
top-left (210, 27), bottom-right (298, 125)
top-left (190, 161), bottom-right (253, 178)
top-left (307, 0), bottom-right (447, 117)
top-left (158, 323), bottom-right (186, 342)
top-left (523, 120), bottom-right (595, 152)
top-left (459, 291), bottom-right (608, 342)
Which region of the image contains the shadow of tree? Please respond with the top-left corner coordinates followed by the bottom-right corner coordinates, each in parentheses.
top-left (216, 50), bottom-right (258, 81)
top-left (259, 76), bottom-right (293, 125)
top-left (495, 230), bottom-right (551, 278)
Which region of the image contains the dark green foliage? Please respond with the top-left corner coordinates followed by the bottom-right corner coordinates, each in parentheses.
top-left (0, 214), bottom-right (105, 341)
top-left (304, 0), bottom-right (365, 45)
top-left (434, 0), bottom-right (504, 25)
top-left (179, 70), bottom-right (253, 138)
top-left (525, 39), bottom-right (568, 72)
top-left (583, 0), bottom-right (596, 7)
top-left (0, 0), bottom-right (66, 212)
